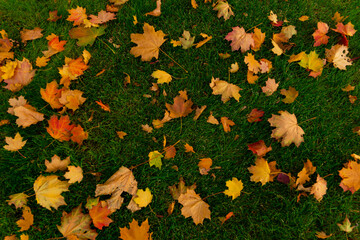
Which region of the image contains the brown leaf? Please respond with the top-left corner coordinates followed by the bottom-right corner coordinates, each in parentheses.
top-left (210, 77), bottom-right (241, 103)
top-left (178, 190), bottom-right (211, 225)
top-left (280, 86), bottom-right (299, 104)
top-left (198, 158), bottom-right (212, 175)
top-left (165, 95), bottom-right (193, 118)
top-left (3, 132), bottom-right (27, 152)
top-left (164, 145), bottom-right (176, 159)
top-left (119, 219), bottom-right (152, 240)
top-left (3, 58), bottom-right (36, 92)
top-left (20, 28), bottom-right (43, 43)
top-left (16, 206), bottom-right (33, 231)
top-left (207, 112), bottom-right (219, 125)
top-left (261, 78), bottom-right (279, 96)
top-left (184, 143), bottom-right (195, 153)
top-left (193, 105), bottom-right (207, 120)
top-left (142, 124), bottom-right (153, 133)
top-left (221, 117), bottom-right (235, 132)
top-left (310, 175), bottom-right (327, 201)
top-left (247, 140), bottom-right (272, 157)
top-left (45, 155), bottom-right (71, 172)
top-left (117, 131), bottom-right (127, 139)
top-left (145, 0), bottom-right (161, 16)
top-left (169, 177), bottom-right (196, 200)
top-left (296, 159), bottom-right (316, 186)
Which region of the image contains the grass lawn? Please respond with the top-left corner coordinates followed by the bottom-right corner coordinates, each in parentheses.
top-left (1, 0), bottom-right (360, 239)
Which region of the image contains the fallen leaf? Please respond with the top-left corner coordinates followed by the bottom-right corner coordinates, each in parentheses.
top-left (134, 188), bottom-right (153, 207)
top-left (117, 131), bottom-right (127, 139)
top-left (165, 95), bottom-right (193, 118)
top-left (145, 0), bottom-right (161, 16)
top-left (34, 175), bottom-right (70, 210)
top-left (262, 78), bottom-right (279, 96)
top-left (246, 70), bottom-right (259, 84)
top-left (271, 40), bottom-right (283, 55)
top-left (332, 12), bottom-right (344, 23)
top-left (36, 56), bottom-right (50, 67)
top-left (251, 27), bottom-right (265, 51)
top-left (213, 1), bottom-right (234, 21)
top-left (110, 0), bottom-right (129, 6)
top-left (191, 0), bottom-right (198, 9)
top-left (207, 112), bottom-right (219, 124)
top-left (57, 205), bottom-right (98, 239)
top-left (325, 44), bottom-right (352, 70)
top-left (349, 95), bottom-right (357, 104)
top-left (89, 202), bottom-right (113, 230)
top-left (219, 212), bottom-right (234, 224)
top-left (224, 178), bottom-right (243, 200)
top-left (169, 178), bottom-right (196, 200)
top-left (219, 53), bottom-right (231, 59)
top-left (119, 219), bottom-right (152, 240)
top-left (184, 143), bottom-right (195, 153)
top-left (248, 158), bottom-right (280, 185)
top-left (48, 10), bottom-right (62, 22)
top-left (130, 23), bottom-right (166, 61)
top-left (67, 6), bottom-right (87, 26)
top-left (195, 33), bottom-right (212, 48)
top-left (142, 124), bottom-right (153, 133)
top-left (268, 10), bottom-right (278, 24)
top-left (225, 26), bottom-right (254, 52)
top-left (95, 166), bottom-right (138, 210)
top-left (198, 158), bottom-right (212, 175)
top-left (332, 22), bottom-right (356, 36)
top-left (3, 58), bottom-right (36, 92)
top-left (313, 22), bottom-right (329, 47)
top-left (89, 10), bottom-right (116, 24)
top-left (339, 160), bottom-right (360, 194)
top-left (210, 77), bottom-right (241, 103)
top-left (1, 60), bottom-right (17, 79)
top-left (43, 34), bottom-right (67, 57)
top-left (133, 15), bottom-right (138, 25)
top-left (152, 110), bottom-right (172, 128)
top-left (179, 30), bottom-right (195, 49)
top-left (164, 145), bottom-right (176, 159)
top-left (247, 108), bottom-right (264, 123)
top-left (58, 57), bottom-right (89, 87)
top-left (20, 28), bottom-right (43, 43)
top-left (221, 117), bottom-right (235, 132)
top-left (64, 166), bottom-right (83, 184)
top-left (69, 26), bottom-right (106, 46)
top-left (178, 189), bottom-right (211, 225)
top-left (337, 216), bottom-right (355, 233)
top-left (59, 89), bottom-right (86, 111)
top-left (280, 86), bottom-right (298, 104)
top-left (229, 62), bottom-right (239, 73)
top-left (298, 15), bottom-right (309, 21)
top-left (152, 70), bottom-right (172, 84)
top-left (244, 53), bottom-right (260, 74)
top-left (7, 193), bottom-right (29, 209)
top-left (268, 111), bottom-right (305, 147)
top-left (46, 115), bottom-right (75, 142)
top-left (70, 125), bottom-right (88, 145)
top-left (342, 84), bottom-right (355, 92)
top-left (193, 105), bottom-right (207, 120)
top-left (315, 231), bottom-right (333, 239)
top-left (16, 206), bottom-right (33, 231)
top-left (281, 25), bottom-right (297, 39)
top-left (45, 155), bottom-right (71, 172)
top-left (96, 100), bottom-right (111, 112)
top-left (4, 132), bottom-right (27, 152)
top-left (296, 159), bottom-right (316, 186)
top-left (310, 175), bottom-right (327, 201)
top-left (248, 140), bottom-right (272, 157)
top-left (288, 52), bottom-right (306, 63)
top-left (149, 151), bottom-right (163, 169)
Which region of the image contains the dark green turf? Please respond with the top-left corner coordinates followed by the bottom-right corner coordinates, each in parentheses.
top-left (0, 0), bottom-right (360, 239)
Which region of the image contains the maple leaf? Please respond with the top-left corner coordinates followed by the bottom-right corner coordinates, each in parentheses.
top-left (315, 231), bottom-right (333, 239)
top-left (149, 151), bottom-right (163, 169)
top-left (169, 177), bottom-right (196, 200)
top-left (179, 30), bottom-right (195, 49)
top-left (299, 15), bottom-right (309, 21)
top-left (3, 58), bottom-right (36, 92)
top-left (248, 158), bottom-right (280, 185)
top-left (281, 25), bottom-right (297, 39)
top-left (59, 89), bottom-right (86, 111)
top-left (252, 27), bottom-right (265, 51)
top-left (152, 110), bottom-right (172, 128)
top-left (325, 44), bottom-right (352, 70)
top-left (313, 22), bottom-right (330, 47)
top-left (184, 143), bottom-right (195, 153)
top-left (280, 86), bottom-right (299, 104)
top-left (43, 35), bottom-right (67, 57)
top-left (4, 132), bottom-right (27, 151)
top-left (151, 70), bottom-right (172, 84)
top-left (210, 77), bottom-right (241, 103)
top-left (85, 197), bottom-right (99, 210)
top-left (110, 0), bottom-right (129, 5)
top-left (89, 202), bottom-right (113, 230)
top-left (48, 10), bottom-right (62, 22)
top-left (20, 27), bottom-right (43, 43)
top-left (67, 6), bottom-right (87, 26)
top-left (164, 145), bottom-right (176, 159)
top-left (57, 205), bottom-right (98, 239)
top-left (130, 23), bottom-right (166, 61)
top-left (299, 51), bottom-right (324, 73)
top-left (33, 175), bottom-right (70, 210)
top-left (89, 10), bottom-right (116, 24)
top-left (40, 81), bottom-right (64, 109)
top-left (262, 78), bottom-right (279, 96)
top-left (198, 158), bottom-right (212, 175)
top-left (248, 140), bottom-right (272, 157)
top-left (11, 104), bottom-right (44, 128)
top-left (339, 160), bottom-right (360, 194)
top-left (134, 188), bottom-right (153, 207)
top-left (213, 1), bottom-right (234, 21)
top-left (332, 22), bottom-right (357, 36)
top-left (221, 117), bottom-right (235, 132)
top-left (70, 125), bottom-right (88, 145)
top-left (1, 60), bottom-right (17, 79)
top-left (165, 95), bottom-right (193, 118)
top-left (225, 27), bottom-right (254, 52)
top-left (16, 206), bottom-right (33, 231)
top-left (142, 124), bottom-right (153, 133)
top-left (69, 26), bottom-right (106, 47)
top-left (47, 115), bottom-right (75, 142)
top-left (7, 193), bottom-right (29, 209)
top-left (224, 177), bottom-right (243, 200)
top-left (95, 166), bottom-right (138, 210)
top-left (296, 159), bottom-right (316, 186)
top-left (207, 112), bottom-right (219, 124)
top-left (36, 56), bottom-right (50, 67)
top-left (191, 0), bottom-right (198, 9)
top-left (310, 175), bottom-right (327, 202)
top-left (342, 84), bottom-right (355, 92)
top-left (247, 70), bottom-right (258, 84)
top-left (145, 0), bottom-right (161, 17)
top-left (247, 108), bottom-right (264, 123)
top-left (288, 52), bottom-right (306, 63)
top-left (244, 53), bottom-right (260, 74)
top-left (193, 105), bottom-right (207, 120)
top-left (268, 111), bottom-right (305, 147)
top-left (7, 96), bottom-right (27, 115)
top-left (119, 219), bottom-right (152, 240)
top-left (64, 166), bottom-right (83, 184)
top-left (259, 59), bottom-right (272, 73)
top-left (268, 10), bottom-right (278, 24)
top-left (229, 62), bottom-right (239, 73)
top-left (178, 189), bottom-right (211, 225)
top-left (337, 216), bottom-right (355, 233)
top-left (45, 155), bottom-right (71, 172)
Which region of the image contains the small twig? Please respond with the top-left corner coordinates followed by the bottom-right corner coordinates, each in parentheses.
top-left (202, 191), bottom-right (224, 201)
top-left (99, 38), bottom-right (116, 54)
top-left (322, 173), bottom-right (333, 179)
top-left (39, 104), bottom-right (49, 111)
top-left (44, 139), bottom-right (56, 149)
top-left (298, 117), bottom-right (317, 126)
top-left (17, 150), bottom-right (26, 158)
top-left (159, 48), bottom-right (188, 73)
top-left (246, 23), bottom-right (263, 32)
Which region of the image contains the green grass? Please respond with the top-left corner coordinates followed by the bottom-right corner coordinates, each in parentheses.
top-left (1, 0), bottom-right (360, 239)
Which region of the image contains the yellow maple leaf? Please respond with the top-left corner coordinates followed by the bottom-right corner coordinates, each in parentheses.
top-left (210, 77), bottom-right (241, 103)
top-left (310, 175), bottom-right (327, 201)
top-left (268, 111), bottom-right (305, 147)
top-left (296, 159), bottom-right (316, 186)
top-left (178, 189), bottom-right (211, 225)
top-left (248, 158), bottom-right (270, 185)
top-left (288, 52), bottom-right (305, 63)
top-left (4, 132), bottom-right (27, 151)
top-left (280, 86), bottom-right (299, 104)
top-left (247, 70), bottom-right (259, 84)
top-left (0, 60), bottom-right (17, 79)
top-left (251, 27), bottom-right (265, 51)
top-left (339, 160), bottom-right (360, 194)
top-left (36, 56), bottom-right (50, 67)
top-left (224, 177), bottom-right (243, 200)
top-left (299, 51), bottom-right (324, 72)
top-left (16, 206), bottom-right (33, 231)
top-left (64, 166), bottom-right (83, 184)
top-left (213, 1), bottom-right (234, 21)
top-left (130, 23), bottom-right (166, 61)
top-left (151, 70), bottom-right (172, 84)
top-left (221, 117), bottom-right (235, 132)
top-left (134, 188), bottom-right (153, 207)
top-left (33, 175), bottom-right (70, 210)
top-left (7, 193), bottom-right (29, 209)
top-left (119, 219), bottom-right (152, 240)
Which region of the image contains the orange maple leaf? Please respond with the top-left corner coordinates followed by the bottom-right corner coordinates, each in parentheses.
top-left (247, 108), bottom-right (264, 123)
top-left (67, 6), bottom-right (87, 26)
top-left (70, 125), bottom-right (88, 145)
top-left (332, 22), bottom-right (357, 36)
top-left (89, 202), bottom-right (113, 230)
top-left (119, 219), bottom-right (152, 240)
top-left (96, 100), bottom-right (111, 112)
top-left (47, 115), bottom-right (75, 142)
top-left (339, 160), bottom-right (360, 194)
top-left (313, 22), bottom-right (329, 47)
top-left (225, 26), bottom-right (254, 52)
top-left (221, 117), bottom-right (235, 132)
top-left (247, 140), bottom-right (272, 157)
top-left (40, 81), bottom-right (64, 109)
top-left (165, 95), bottom-right (193, 118)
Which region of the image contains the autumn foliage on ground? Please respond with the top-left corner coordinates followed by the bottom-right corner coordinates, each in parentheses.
top-left (1, 0), bottom-right (360, 239)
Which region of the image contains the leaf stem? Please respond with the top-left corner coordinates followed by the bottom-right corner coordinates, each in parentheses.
top-left (99, 38), bottom-right (116, 54)
top-left (298, 117), bottom-right (317, 126)
top-left (17, 150), bottom-right (26, 158)
top-left (246, 23), bottom-right (263, 32)
top-left (202, 191), bottom-right (224, 201)
top-left (159, 48), bottom-right (188, 73)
